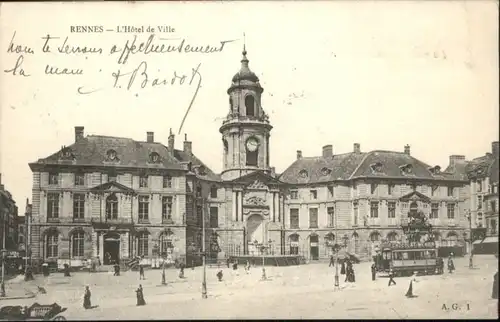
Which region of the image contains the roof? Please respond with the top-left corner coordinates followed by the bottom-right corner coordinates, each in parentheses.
top-left (30, 135), bottom-right (218, 180)
top-left (279, 150), bottom-right (464, 185)
top-left (465, 153), bottom-right (497, 182)
top-left (174, 149), bottom-right (221, 181)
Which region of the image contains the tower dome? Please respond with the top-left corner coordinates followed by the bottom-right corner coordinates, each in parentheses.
top-left (231, 49), bottom-right (260, 83)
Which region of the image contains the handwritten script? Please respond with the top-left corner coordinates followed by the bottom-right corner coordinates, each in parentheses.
top-left (3, 31), bottom-right (236, 133)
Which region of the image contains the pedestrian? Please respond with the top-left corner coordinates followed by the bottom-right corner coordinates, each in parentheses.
top-left (371, 263), bottom-right (376, 281)
top-left (329, 255), bottom-right (335, 267)
top-left (136, 284), bottom-right (146, 306)
top-left (447, 255), bottom-right (455, 274)
top-left (245, 260), bottom-right (251, 273)
top-left (351, 266), bottom-right (356, 283)
top-left (340, 260), bottom-right (346, 275)
top-left (388, 269), bottom-right (396, 286)
top-left (83, 286), bottom-right (92, 309)
top-left (24, 266), bottom-right (34, 281)
top-left (217, 270), bottom-right (223, 282)
top-left (226, 257), bottom-right (231, 268)
top-left (405, 271), bottom-right (418, 298)
top-left (139, 264), bottom-right (145, 280)
top-left (492, 271), bottom-right (498, 299)
top-left (113, 263), bottom-right (120, 276)
top-left (64, 263), bottom-right (71, 277)
top-left (232, 261), bottom-right (238, 270)
top-left (179, 265), bottom-right (185, 279)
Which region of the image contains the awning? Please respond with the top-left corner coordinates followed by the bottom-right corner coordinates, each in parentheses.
top-left (481, 236), bottom-right (498, 244)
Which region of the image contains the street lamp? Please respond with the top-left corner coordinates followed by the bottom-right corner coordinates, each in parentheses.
top-left (465, 210), bottom-right (473, 269)
top-left (1, 218), bottom-right (6, 297)
top-left (201, 198), bottom-right (207, 299)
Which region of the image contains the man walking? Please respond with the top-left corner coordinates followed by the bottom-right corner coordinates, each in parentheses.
top-left (371, 262), bottom-right (377, 281)
top-left (139, 264), bottom-right (145, 280)
top-left (388, 269), bottom-right (396, 286)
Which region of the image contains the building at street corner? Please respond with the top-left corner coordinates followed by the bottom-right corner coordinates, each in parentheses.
top-left (28, 49), bottom-right (475, 269)
top-left (0, 174), bottom-right (19, 257)
top-left (467, 141), bottom-right (499, 255)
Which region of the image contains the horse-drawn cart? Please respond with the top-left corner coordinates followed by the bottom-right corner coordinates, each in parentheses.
top-left (0, 303), bottom-right (67, 321)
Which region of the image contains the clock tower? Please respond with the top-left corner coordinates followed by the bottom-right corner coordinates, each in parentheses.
top-left (220, 47), bottom-right (273, 181)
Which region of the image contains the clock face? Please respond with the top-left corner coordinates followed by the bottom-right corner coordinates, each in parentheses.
top-left (246, 138), bottom-right (259, 152)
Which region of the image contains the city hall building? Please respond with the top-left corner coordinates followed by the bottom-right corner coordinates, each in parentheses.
top-left (29, 49), bottom-right (472, 268)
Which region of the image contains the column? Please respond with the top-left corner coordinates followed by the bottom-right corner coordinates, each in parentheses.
top-left (274, 193), bottom-right (279, 223)
top-left (98, 233), bottom-right (104, 264)
top-left (232, 191), bottom-right (237, 221)
top-left (238, 191), bottom-right (243, 222)
top-left (270, 192), bottom-right (275, 222)
top-left (91, 231), bottom-right (98, 258)
top-left (122, 232), bottom-right (129, 259)
top-left (176, 196), bottom-right (180, 223)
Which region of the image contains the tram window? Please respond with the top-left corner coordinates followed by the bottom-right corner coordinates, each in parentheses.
top-left (428, 250), bottom-right (436, 258)
top-left (383, 252), bottom-right (391, 260)
top-left (402, 252), bottom-right (409, 260)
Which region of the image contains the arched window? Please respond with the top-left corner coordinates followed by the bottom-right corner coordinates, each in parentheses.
top-left (210, 186), bottom-right (218, 199)
top-left (229, 97), bottom-right (234, 112)
top-left (46, 231), bottom-right (58, 258)
top-left (352, 232), bottom-right (360, 254)
top-left (387, 232), bottom-right (398, 241)
top-left (289, 234), bottom-right (299, 255)
top-left (71, 231), bottom-right (85, 258)
top-left (246, 137), bottom-right (259, 166)
top-left (106, 194), bottom-right (118, 219)
top-left (159, 232), bottom-right (174, 256)
top-left (245, 95), bottom-right (255, 116)
top-left (137, 232), bottom-right (149, 257)
top-left (370, 231), bottom-right (380, 242)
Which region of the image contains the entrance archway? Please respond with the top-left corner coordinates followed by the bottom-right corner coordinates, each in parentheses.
top-left (247, 214), bottom-right (265, 254)
top-left (309, 234), bottom-right (319, 260)
top-left (103, 232), bottom-right (120, 265)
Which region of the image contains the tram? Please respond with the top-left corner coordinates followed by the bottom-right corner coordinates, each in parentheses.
top-left (375, 240), bottom-right (441, 276)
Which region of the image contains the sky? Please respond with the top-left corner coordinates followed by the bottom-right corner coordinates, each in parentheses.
top-left (0, 0), bottom-right (498, 207)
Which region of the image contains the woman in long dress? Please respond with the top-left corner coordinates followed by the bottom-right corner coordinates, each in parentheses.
top-left (340, 260), bottom-right (346, 275)
top-left (405, 272), bottom-right (418, 298)
top-left (136, 284), bottom-right (146, 306)
top-left (492, 271), bottom-right (498, 299)
top-left (83, 286), bottom-right (91, 309)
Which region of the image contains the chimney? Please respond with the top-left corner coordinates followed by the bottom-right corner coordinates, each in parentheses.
top-left (449, 155), bottom-right (466, 166)
top-left (146, 132), bottom-right (154, 143)
top-left (183, 133), bottom-right (192, 155)
top-left (353, 143), bottom-right (361, 153)
top-left (168, 128), bottom-right (175, 155)
top-left (296, 150), bottom-right (302, 160)
top-left (270, 167), bottom-right (276, 177)
top-left (75, 126), bottom-right (84, 142)
top-left (322, 145), bottom-right (333, 158)
top-left (404, 144), bottom-right (411, 155)
top-left (492, 141), bottom-right (499, 159)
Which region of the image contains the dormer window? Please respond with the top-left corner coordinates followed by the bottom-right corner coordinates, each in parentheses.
top-left (197, 165), bottom-right (206, 176)
top-left (149, 152), bottom-right (161, 164)
top-left (370, 162), bottom-right (383, 173)
top-left (399, 164), bottom-right (413, 176)
top-left (59, 146), bottom-right (75, 160)
top-left (429, 165), bottom-right (441, 175)
top-left (106, 149), bottom-right (119, 162)
top-left (139, 175), bottom-right (148, 188)
top-left (48, 172), bottom-right (59, 185)
top-left (321, 167), bottom-right (331, 176)
top-left (299, 170), bottom-right (308, 178)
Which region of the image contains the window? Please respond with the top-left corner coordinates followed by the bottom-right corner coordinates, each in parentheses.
top-left (47, 193), bottom-right (60, 220)
top-left (310, 190), bottom-right (317, 200)
top-left (290, 209), bottom-right (299, 229)
top-left (477, 180), bottom-right (482, 192)
top-left (73, 193), bottom-right (85, 220)
top-left (289, 234), bottom-right (299, 255)
top-left (210, 207), bottom-right (218, 228)
top-left (290, 190), bottom-right (298, 200)
top-left (162, 196), bottom-right (173, 221)
top-left (48, 172), bottom-right (59, 185)
top-left (139, 196), bottom-right (149, 221)
top-left (197, 206), bottom-right (203, 225)
top-left (478, 212), bottom-right (483, 224)
top-left (139, 176), bottom-right (148, 188)
top-left (491, 219), bottom-right (497, 234)
top-left (447, 186), bottom-right (454, 197)
top-left (159, 233), bottom-right (173, 255)
top-left (388, 202), bottom-right (396, 218)
top-left (370, 202), bottom-right (379, 218)
top-left (137, 232), bottom-right (149, 257)
top-left (328, 186), bottom-right (334, 198)
top-left (387, 232), bottom-right (397, 241)
top-left (388, 184), bottom-right (393, 195)
top-left (491, 201), bottom-right (497, 212)
top-left (46, 232), bottom-right (58, 258)
top-left (353, 202), bottom-right (359, 225)
top-left (245, 95), bottom-right (255, 116)
top-left (327, 207), bottom-right (335, 227)
top-left (210, 186), bottom-right (218, 199)
top-left (20, 226), bottom-right (24, 234)
top-left (246, 149), bottom-right (258, 166)
top-left (71, 231), bottom-right (85, 257)
top-left (163, 175), bottom-right (172, 188)
top-left (370, 232), bottom-right (380, 242)
top-left (447, 203), bottom-right (455, 219)
top-left (477, 196), bottom-right (483, 209)
top-left (106, 194), bottom-right (118, 219)
top-left (411, 184), bottom-right (417, 191)
top-left (19, 236), bottom-right (24, 244)
top-left (108, 174), bottom-right (117, 182)
top-left (309, 208), bottom-right (318, 228)
top-left (430, 203), bottom-right (439, 219)
top-left (75, 173), bottom-right (85, 186)
top-left (370, 183), bottom-right (377, 194)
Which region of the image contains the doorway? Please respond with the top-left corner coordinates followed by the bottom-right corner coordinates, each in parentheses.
top-left (247, 214), bottom-right (265, 254)
top-left (310, 235), bottom-right (319, 260)
top-left (103, 232), bottom-right (120, 265)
